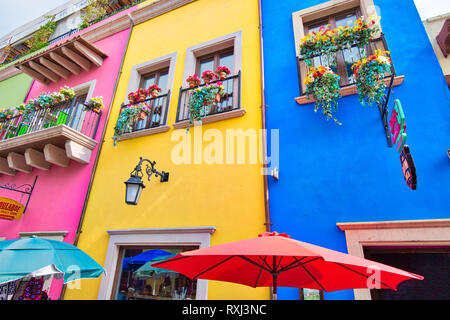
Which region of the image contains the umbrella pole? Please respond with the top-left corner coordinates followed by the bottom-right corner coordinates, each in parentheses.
top-left (272, 273), bottom-right (277, 300)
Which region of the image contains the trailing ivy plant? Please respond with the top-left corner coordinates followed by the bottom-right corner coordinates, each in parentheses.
top-left (186, 82), bottom-right (225, 131)
top-left (304, 66), bottom-right (342, 125)
top-left (25, 16), bottom-right (57, 53)
top-left (112, 105), bottom-right (140, 146)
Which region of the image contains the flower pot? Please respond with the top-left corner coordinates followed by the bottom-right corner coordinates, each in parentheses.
top-left (189, 81), bottom-right (197, 89)
top-left (18, 111), bottom-right (24, 115)
top-left (64, 96), bottom-right (70, 101)
top-left (151, 90), bottom-right (159, 98)
top-left (6, 115), bottom-right (12, 119)
top-left (215, 94), bottom-right (221, 103)
top-left (219, 72), bottom-right (227, 80)
top-left (138, 111), bottom-right (147, 120)
top-left (93, 107), bottom-right (101, 114)
top-left (203, 77), bottom-right (211, 85)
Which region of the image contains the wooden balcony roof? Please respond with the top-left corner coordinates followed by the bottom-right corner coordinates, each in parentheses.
top-left (13, 36), bottom-right (108, 84)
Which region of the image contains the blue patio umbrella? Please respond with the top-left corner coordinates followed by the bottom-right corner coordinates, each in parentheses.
top-left (122, 249), bottom-right (172, 271)
top-left (134, 254), bottom-right (177, 278)
top-left (0, 237), bottom-right (105, 284)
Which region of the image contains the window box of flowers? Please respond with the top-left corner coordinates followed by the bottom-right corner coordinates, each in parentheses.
top-left (216, 66), bottom-right (231, 80)
top-left (304, 65), bottom-right (342, 125)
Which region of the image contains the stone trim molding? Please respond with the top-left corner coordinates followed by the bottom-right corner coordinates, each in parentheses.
top-left (295, 75), bottom-right (404, 105)
top-left (337, 218), bottom-right (450, 300)
top-left (98, 227), bottom-right (216, 300)
top-left (130, 0), bottom-right (197, 25)
top-left (172, 109), bottom-right (247, 129)
top-left (117, 125), bottom-right (171, 141)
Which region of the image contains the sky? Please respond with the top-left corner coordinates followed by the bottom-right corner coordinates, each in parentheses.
top-left (0, 0), bottom-right (449, 39)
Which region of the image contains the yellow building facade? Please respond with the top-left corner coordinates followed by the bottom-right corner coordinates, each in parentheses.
top-left (65, 0), bottom-right (269, 300)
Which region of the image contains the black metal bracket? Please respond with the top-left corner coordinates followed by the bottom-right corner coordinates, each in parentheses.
top-left (0, 176), bottom-right (38, 214)
top-left (378, 74), bottom-right (395, 148)
top-left (131, 157), bottom-right (169, 183)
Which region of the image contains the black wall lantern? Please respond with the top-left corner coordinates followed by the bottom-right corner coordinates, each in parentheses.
top-left (124, 157), bottom-right (169, 205)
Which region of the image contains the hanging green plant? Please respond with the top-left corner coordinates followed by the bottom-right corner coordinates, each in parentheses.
top-left (304, 66), bottom-right (342, 125)
top-left (112, 105), bottom-right (140, 146)
top-left (187, 82), bottom-right (225, 131)
top-left (352, 49), bottom-right (392, 106)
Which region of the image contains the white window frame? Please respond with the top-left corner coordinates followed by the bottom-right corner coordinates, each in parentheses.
top-left (97, 227), bottom-right (216, 300)
top-left (337, 218), bottom-right (450, 300)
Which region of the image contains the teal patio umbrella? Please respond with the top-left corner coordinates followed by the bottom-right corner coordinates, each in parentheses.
top-left (134, 254), bottom-right (177, 279)
top-left (0, 237), bottom-right (105, 284)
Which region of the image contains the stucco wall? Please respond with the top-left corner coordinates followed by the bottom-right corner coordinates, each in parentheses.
top-left (262, 0), bottom-right (450, 300)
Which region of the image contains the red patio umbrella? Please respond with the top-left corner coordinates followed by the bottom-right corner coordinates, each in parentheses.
top-left (152, 232), bottom-right (423, 299)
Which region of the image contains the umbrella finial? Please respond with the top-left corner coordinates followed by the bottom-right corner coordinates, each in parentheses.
top-left (258, 232), bottom-right (290, 238)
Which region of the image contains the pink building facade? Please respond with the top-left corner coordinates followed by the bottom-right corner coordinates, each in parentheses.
top-left (0, 8), bottom-right (135, 299)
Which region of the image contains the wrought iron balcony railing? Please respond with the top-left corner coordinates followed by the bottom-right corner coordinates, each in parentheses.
top-left (119, 91), bottom-right (171, 134)
top-left (175, 71), bottom-right (241, 123)
top-left (297, 33), bottom-right (396, 96)
top-left (0, 99), bottom-right (101, 142)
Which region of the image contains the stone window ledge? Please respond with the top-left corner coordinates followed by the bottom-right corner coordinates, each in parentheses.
top-left (172, 109), bottom-right (246, 129)
top-left (295, 75), bottom-right (405, 105)
top-left (117, 125), bottom-right (171, 142)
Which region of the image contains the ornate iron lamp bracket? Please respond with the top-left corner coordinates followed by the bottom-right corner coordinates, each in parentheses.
top-left (0, 176), bottom-right (38, 214)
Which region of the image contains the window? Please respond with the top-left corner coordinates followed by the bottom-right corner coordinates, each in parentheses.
top-left (292, 0), bottom-right (394, 96)
top-left (175, 32), bottom-right (244, 127)
top-left (112, 246), bottom-right (198, 300)
top-left (98, 227), bottom-right (215, 300)
top-left (119, 53), bottom-right (177, 139)
top-left (196, 48), bottom-right (235, 77)
top-left (304, 8), bottom-right (363, 86)
top-left (135, 67), bottom-right (170, 131)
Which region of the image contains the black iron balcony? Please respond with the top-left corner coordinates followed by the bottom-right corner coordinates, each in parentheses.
top-left (0, 99), bottom-right (101, 142)
top-left (175, 71), bottom-right (242, 123)
top-left (119, 91), bottom-right (171, 134)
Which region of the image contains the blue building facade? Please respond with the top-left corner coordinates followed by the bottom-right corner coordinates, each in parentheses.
top-left (261, 0), bottom-right (450, 300)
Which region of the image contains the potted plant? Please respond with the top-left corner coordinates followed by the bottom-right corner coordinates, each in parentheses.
top-left (16, 104), bottom-right (26, 116)
top-left (148, 85), bottom-right (162, 98)
top-left (216, 66), bottom-right (231, 80)
top-left (37, 93), bottom-right (55, 109)
top-left (83, 96), bottom-right (104, 113)
top-left (304, 65), bottom-right (342, 125)
top-left (51, 92), bottom-right (65, 105)
top-left (128, 92), bottom-right (137, 105)
top-left (352, 49), bottom-right (392, 106)
top-left (59, 86), bottom-right (76, 101)
top-left (201, 70), bottom-right (217, 84)
top-left (186, 74), bottom-right (201, 88)
top-left (136, 88), bottom-right (148, 102)
top-left (138, 103), bottom-right (151, 121)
